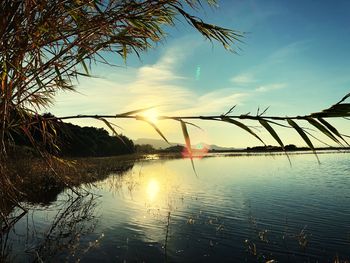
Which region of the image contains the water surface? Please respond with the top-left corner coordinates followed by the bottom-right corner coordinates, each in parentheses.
top-left (3, 152), bottom-right (350, 262)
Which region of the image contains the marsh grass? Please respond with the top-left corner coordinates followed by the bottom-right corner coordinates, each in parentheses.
top-left (0, 153), bottom-right (136, 219)
top-left (3, 153), bottom-right (350, 262)
top-left (2, 149), bottom-right (348, 211)
top-left (1, 0), bottom-right (350, 230)
top-left (0, 153), bottom-right (137, 261)
top-left (0, 0), bottom-right (244, 218)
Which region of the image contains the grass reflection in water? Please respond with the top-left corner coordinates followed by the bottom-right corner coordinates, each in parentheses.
top-left (2, 153), bottom-right (350, 262)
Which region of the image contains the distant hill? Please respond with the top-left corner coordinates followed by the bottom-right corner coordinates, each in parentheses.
top-left (134, 138), bottom-right (173, 149)
top-left (133, 138), bottom-right (236, 151)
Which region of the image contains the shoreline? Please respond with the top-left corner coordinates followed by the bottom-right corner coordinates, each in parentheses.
top-left (3, 149), bottom-right (349, 207)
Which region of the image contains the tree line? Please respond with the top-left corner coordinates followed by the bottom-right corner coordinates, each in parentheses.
top-left (11, 113), bottom-right (135, 157)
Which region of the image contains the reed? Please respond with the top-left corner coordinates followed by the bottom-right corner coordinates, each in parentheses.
top-left (0, 0), bottom-right (244, 211)
top-left (1, 0), bottom-right (350, 218)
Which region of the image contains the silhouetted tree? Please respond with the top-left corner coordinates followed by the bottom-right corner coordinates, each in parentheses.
top-left (12, 115), bottom-right (135, 157)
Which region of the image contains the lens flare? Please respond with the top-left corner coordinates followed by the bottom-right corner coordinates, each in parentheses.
top-left (182, 143), bottom-right (209, 159)
top-left (195, 65), bottom-right (201, 80)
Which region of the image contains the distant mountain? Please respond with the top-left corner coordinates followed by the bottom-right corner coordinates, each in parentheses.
top-left (134, 138), bottom-right (175, 149)
top-left (133, 138), bottom-right (236, 151)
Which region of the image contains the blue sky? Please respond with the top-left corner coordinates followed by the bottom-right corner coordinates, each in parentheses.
top-left (51, 0), bottom-right (350, 147)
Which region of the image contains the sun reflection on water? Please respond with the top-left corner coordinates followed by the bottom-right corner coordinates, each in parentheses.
top-left (146, 178), bottom-right (160, 201)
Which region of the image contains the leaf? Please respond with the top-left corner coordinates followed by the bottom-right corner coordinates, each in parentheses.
top-left (118, 106), bottom-right (155, 116)
top-left (122, 44), bottom-right (127, 64)
top-left (98, 118), bottom-right (117, 135)
top-left (223, 105), bottom-right (236, 116)
top-left (259, 119), bottom-right (291, 165)
top-left (259, 119), bottom-right (284, 149)
top-left (306, 117), bottom-right (343, 146)
top-left (97, 117), bottom-right (126, 144)
top-left (142, 119), bottom-right (169, 144)
top-left (287, 119), bottom-right (319, 163)
top-left (304, 129), bottom-right (333, 147)
top-left (311, 103), bottom-right (350, 118)
top-left (75, 72), bottom-right (91, 77)
top-left (317, 117), bottom-right (349, 146)
top-left (336, 92), bottom-right (350, 105)
top-left (182, 120), bottom-right (203, 131)
top-left (259, 106), bottom-right (270, 116)
top-left (287, 119), bottom-right (313, 149)
top-left (221, 116), bottom-right (265, 145)
top-left (329, 103), bottom-right (350, 113)
top-left (80, 59), bottom-right (90, 76)
top-left (181, 120), bottom-right (191, 154)
top-left (35, 77), bottom-right (44, 88)
top-left (55, 65), bottom-right (64, 84)
top-left (318, 104), bottom-right (350, 117)
top-left (180, 120), bottom-right (197, 175)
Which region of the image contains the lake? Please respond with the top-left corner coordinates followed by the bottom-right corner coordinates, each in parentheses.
top-left (2, 152), bottom-right (350, 262)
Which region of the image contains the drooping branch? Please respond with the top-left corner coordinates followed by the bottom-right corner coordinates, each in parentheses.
top-left (0, 0), bottom-right (245, 158)
top-left (41, 95), bottom-right (350, 164)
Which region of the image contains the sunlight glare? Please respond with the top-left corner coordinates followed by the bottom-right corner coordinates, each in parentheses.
top-left (146, 179), bottom-right (160, 201)
top-left (142, 109), bottom-right (159, 123)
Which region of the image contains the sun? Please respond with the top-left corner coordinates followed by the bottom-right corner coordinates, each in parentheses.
top-left (142, 108), bottom-right (159, 123)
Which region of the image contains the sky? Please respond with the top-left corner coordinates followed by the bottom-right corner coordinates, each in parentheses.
top-left (50, 0), bottom-right (350, 148)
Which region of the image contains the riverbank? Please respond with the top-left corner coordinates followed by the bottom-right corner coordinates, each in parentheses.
top-left (3, 152), bottom-right (350, 262)
top-left (3, 148), bottom-right (350, 206)
top-left (3, 154), bottom-right (137, 206)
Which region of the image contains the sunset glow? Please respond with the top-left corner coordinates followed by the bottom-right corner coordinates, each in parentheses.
top-left (50, 1), bottom-right (350, 148)
top-left (142, 109), bottom-right (159, 124)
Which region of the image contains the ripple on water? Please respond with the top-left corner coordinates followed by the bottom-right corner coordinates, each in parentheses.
top-left (4, 152), bottom-right (350, 262)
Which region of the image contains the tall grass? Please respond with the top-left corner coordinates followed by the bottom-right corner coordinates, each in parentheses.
top-left (0, 0), bottom-right (243, 211)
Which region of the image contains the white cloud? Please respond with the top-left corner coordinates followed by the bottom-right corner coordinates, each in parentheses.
top-left (175, 89), bottom-right (247, 115)
top-left (228, 41), bottom-right (310, 86)
top-left (50, 40), bottom-right (249, 142)
top-left (122, 43), bottom-right (247, 115)
top-left (255, 83), bottom-right (286, 92)
top-left (230, 73), bottom-right (256, 84)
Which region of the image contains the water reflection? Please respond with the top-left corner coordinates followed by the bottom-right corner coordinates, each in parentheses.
top-left (27, 193), bottom-right (100, 262)
top-left (146, 179), bottom-right (160, 201)
top-left (1, 192), bottom-right (100, 262)
top-left (0, 158), bottom-right (135, 262)
top-left (2, 153), bottom-right (350, 262)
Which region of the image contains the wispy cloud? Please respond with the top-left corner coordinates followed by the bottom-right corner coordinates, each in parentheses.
top-left (267, 40), bottom-right (310, 64)
top-left (123, 42), bottom-right (248, 115)
top-left (230, 73), bottom-right (256, 85)
top-left (50, 39), bottom-right (249, 141)
top-left (175, 89), bottom-right (247, 115)
top-left (52, 37), bottom-right (297, 120)
top-left (228, 40), bottom-right (310, 86)
top-left (255, 83), bottom-right (286, 92)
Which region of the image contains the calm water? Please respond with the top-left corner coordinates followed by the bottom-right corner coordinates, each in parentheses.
top-left (3, 152), bottom-right (350, 262)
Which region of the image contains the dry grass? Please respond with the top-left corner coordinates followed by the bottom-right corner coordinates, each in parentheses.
top-left (0, 152), bottom-right (137, 214)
